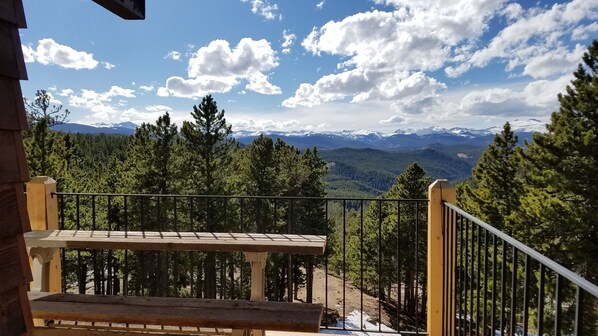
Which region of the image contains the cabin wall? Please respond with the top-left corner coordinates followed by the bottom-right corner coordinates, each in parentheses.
top-left (0, 0), bottom-right (34, 335)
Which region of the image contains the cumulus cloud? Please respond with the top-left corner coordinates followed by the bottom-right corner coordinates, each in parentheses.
top-left (523, 44), bottom-right (585, 79)
top-left (458, 73), bottom-right (571, 117)
top-left (287, 0), bottom-right (501, 108)
top-left (58, 89), bottom-right (74, 97)
top-left (571, 22), bottom-right (598, 40)
top-left (283, 69), bottom-right (446, 108)
top-left (25, 38), bottom-right (99, 69)
top-left (145, 104), bottom-right (173, 112)
top-left (22, 44), bottom-right (35, 63)
top-left (164, 51), bottom-right (181, 61)
top-left (281, 29), bottom-right (296, 54)
top-left (379, 115), bottom-right (405, 125)
top-left (241, 0), bottom-right (281, 20)
top-left (67, 86), bottom-right (136, 120)
top-left (158, 38), bottom-right (280, 98)
top-left (459, 0), bottom-right (598, 76)
top-left (138, 85), bottom-right (155, 92)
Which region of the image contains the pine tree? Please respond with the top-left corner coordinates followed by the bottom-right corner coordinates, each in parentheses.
top-left (459, 122), bottom-right (523, 232)
top-left (180, 95), bottom-right (235, 298)
top-left (346, 162), bottom-right (430, 324)
top-left (23, 89), bottom-right (74, 188)
top-left (520, 40), bottom-right (598, 284)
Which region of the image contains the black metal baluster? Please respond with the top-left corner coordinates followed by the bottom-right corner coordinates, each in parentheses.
top-left (76, 195), bottom-right (83, 294)
top-left (469, 220), bottom-right (475, 336)
top-left (574, 286), bottom-right (584, 336)
top-left (59, 194), bottom-right (66, 293)
top-left (523, 255), bottom-right (530, 336)
top-left (342, 199), bottom-right (347, 330)
top-left (483, 230), bottom-right (488, 336)
top-left (464, 218), bottom-right (470, 335)
top-left (491, 234), bottom-right (497, 336)
top-left (124, 196), bottom-right (129, 295)
top-left (396, 200), bottom-right (401, 332)
top-left (499, 239), bottom-right (506, 336)
top-left (537, 264), bottom-right (545, 336)
top-left (107, 195), bottom-right (113, 295)
top-left (476, 223), bottom-right (481, 336)
top-left (555, 274), bottom-right (563, 336)
top-left (378, 200), bottom-right (382, 333)
top-left (414, 201), bottom-right (419, 334)
top-left (510, 247), bottom-right (517, 336)
top-left (360, 200), bottom-right (364, 330)
top-left (324, 199), bottom-right (329, 329)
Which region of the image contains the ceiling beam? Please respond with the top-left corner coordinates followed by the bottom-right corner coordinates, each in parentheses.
top-left (92, 0), bottom-right (145, 20)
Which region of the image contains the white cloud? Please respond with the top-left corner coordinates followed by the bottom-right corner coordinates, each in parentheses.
top-left (523, 74), bottom-right (572, 108)
top-left (283, 69), bottom-right (445, 108)
top-left (379, 115), bottom-right (405, 125)
top-left (159, 38), bottom-right (280, 98)
top-left (289, 0), bottom-right (501, 108)
top-left (571, 22), bottom-right (598, 40)
top-left (67, 86), bottom-right (136, 120)
top-left (523, 44), bottom-right (585, 79)
top-left (32, 38), bottom-right (99, 70)
top-left (138, 85), bottom-right (155, 92)
top-left (241, 0), bottom-right (281, 20)
top-left (462, 0), bottom-right (598, 76)
top-left (145, 104), bottom-right (173, 112)
top-left (22, 44), bottom-right (35, 63)
top-left (231, 118), bottom-right (301, 131)
top-left (103, 62), bottom-right (116, 69)
top-left (58, 89), bottom-right (73, 97)
top-left (246, 72), bottom-right (281, 95)
top-left (164, 50), bottom-right (181, 61)
top-left (281, 29), bottom-right (296, 54)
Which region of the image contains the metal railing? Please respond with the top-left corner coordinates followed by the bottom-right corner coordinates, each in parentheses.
top-left (442, 202), bottom-right (598, 336)
top-left (54, 192), bottom-right (428, 334)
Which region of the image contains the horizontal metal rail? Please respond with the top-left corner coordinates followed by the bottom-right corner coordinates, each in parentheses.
top-left (445, 202), bottom-right (598, 297)
top-left (52, 192), bottom-right (429, 334)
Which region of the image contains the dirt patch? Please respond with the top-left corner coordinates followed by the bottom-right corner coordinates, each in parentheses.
top-left (295, 268), bottom-right (392, 328)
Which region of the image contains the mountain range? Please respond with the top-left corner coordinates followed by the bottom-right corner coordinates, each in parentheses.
top-left (52, 119), bottom-right (542, 151)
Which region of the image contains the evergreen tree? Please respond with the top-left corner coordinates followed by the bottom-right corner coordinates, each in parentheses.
top-left (23, 90), bottom-right (75, 189)
top-left (346, 162), bottom-right (429, 326)
top-left (520, 40), bottom-right (598, 284)
top-left (459, 122), bottom-right (523, 232)
top-left (180, 95), bottom-right (235, 298)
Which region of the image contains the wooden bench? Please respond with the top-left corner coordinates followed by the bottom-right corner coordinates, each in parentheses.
top-left (25, 230), bottom-right (327, 335)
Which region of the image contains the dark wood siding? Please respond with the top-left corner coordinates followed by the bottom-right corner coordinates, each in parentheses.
top-left (0, 0), bottom-right (33, 334)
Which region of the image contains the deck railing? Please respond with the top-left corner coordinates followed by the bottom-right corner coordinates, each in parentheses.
top-left (50, 190), bottom-right (429, 334)
top-left (27, 177), bottom-right (598, 336)
top-left (441, 202), bottom-right (598, 336)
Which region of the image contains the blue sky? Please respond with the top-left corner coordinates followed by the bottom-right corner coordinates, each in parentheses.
top-left (19, 0), bottom-right (598, 133)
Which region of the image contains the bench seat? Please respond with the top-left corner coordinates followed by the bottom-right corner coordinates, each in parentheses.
top-left (29, 292), bottom-right (323, 334)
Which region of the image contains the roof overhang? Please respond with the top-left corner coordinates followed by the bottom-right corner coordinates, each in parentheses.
top-left (92, 0), bottom-right (145, 20)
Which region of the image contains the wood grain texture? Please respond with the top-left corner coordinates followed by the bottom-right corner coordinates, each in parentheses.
top-left (0, 76), bottom-right (28, 131)
top-left (0, 237), bottom-right (26, 293)
top-left (25, 230), bottom-right (327, 255)
top-left (0, 21), bottom-right (27, 79)
top-left (29, 292), bottom-right (323, 333)
top-left (0, 183), bottom-right (29, 239)
top-left (0, 0), bottom-right (27, 28)
top-left (0, 287), bottom-right (27, 336)
top-left (0, 131), bottom-right (29, 183)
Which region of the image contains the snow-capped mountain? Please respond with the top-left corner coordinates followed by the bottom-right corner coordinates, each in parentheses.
top-left (51, 121), bottom-right (540, 150)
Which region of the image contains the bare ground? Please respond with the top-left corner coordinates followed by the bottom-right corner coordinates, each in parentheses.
top-left (295, 268), bottom-right (392, 328)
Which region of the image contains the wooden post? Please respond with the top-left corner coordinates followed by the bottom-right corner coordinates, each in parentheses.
top-left (243, 252), bottom-right (267, 336)
top-left (26, 176), bottom-right (61, 293)
top-left (427, 179), bottom-right (456, 336)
